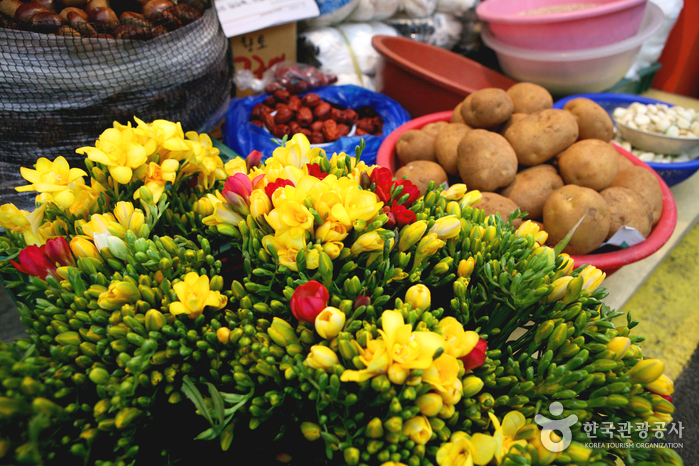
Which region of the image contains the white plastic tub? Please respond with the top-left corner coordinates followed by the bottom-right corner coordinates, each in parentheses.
top-left (480, 2), bottom-right (663, 96)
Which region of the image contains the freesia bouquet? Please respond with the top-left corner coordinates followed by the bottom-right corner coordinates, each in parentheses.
top-left (0, 119), bottom-right (682, 466)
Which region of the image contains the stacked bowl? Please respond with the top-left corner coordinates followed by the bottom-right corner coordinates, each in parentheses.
top-left (475, 0), bottom-right (663, 96)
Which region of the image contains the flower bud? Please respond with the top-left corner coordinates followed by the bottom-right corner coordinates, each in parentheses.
top-left (246, 150), bottom-right (262, 171)
top-left (366, 418), bottom-right (384, 438)
top-left (107, 236), bottom-right (131, 261)
top-left (216, 327), bottom-right (231, 344)
top-left (144, 309), bottom-right (166, 332)
top-left (580, 266), bottom-right (605, 292)
top-left (70, 237), bottom-right (101, 259)
top-left (628, 358), bottom-right (665, 385)
top-left (405, 284), bottom-right (431, 312)
top-left (429, 215), bottom-right (461, 240)
top-left (645, 374), bottom-right (674, 396)
top-left (556, 253), bottom-right (575, 277)
top-left (306, 345), bottom-right (339, 371)
top-left (291, 280), bottom-right (330, 324)
top-left (462, 375), bottom-right (484, 398)
top-left (322, 241), bottom-right (343, 260)
top-left (443, 184), bottom-right (467, 200)
top-left (457, 257), bottom-right (474, 279)
top-left (300, 422), bottom-right (321, 441)
top-left (387, 364), bottom-right (410, 385)
top-left (415, 393), bottom-right (443, 417)
top-left (547, 276), bottom-right (574, 303)
top-left (398, 220), bottom-right (428, 252)
top-left (350, 231), bottom-right (386, 255)
top-left (193, 197), bottom-right (214, 216)
top-left (315, 307), bottom-right (346, 339)
top-left (267, 317), bottom-right (300, 347)
top-left (459, 190), bottom-right (482, 208)
top-left (249, 189), bottom-right (272, 218)
top-left (137, 186), bottom-right (154, 204)
top-left (460, 338), bottom-right (487, 372)
top-left (606, 337), bottom-right (631, 360)
top-left (402, 415), bottom-right (432, 445)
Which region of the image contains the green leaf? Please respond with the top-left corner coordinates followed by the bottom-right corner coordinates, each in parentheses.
top-left (181, 376), bottom-right (214, 427)
top-left (206, 382), bottom-right (226, 425)
top-left (553, 214), bottom-right (586, 256)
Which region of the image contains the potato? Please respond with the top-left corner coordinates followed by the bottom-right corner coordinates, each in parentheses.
top-left (504, 109), bottom-right (579, 166)
top-left (543, 185), bottom-right (610, 255)
top-left (600, 187), bottom-right (653, 239)
top-left (498, 113), bottom-right (527, 136)
top-left (564, 97), bottom-right (614, 142)
top-left (421, 121), bottom-right (449, 139)
top-left (500, 164), bottom-right (564, 219)
top-left (459, 88), bottom-right (514, 129)
top-left (395, 160), bottom-right (448, 196)
top-left (395, 129), bottom-right (436, 164)
top-left (457, 129), bottom-right (518, 192)
top-left (451, 103), bottom-right (465, 123)
top-left (435, 123), bottom-right (471, 176)
top-left (557, 139), bottom-right (619, 191)
top-left (616, 151), bottom-right (635, 172)
top-left (507, 82), bottom-right (553, 114)
top-left (474, 192), bottom-right (522, 227)
top-left (610, 166), bottom-right (663, 224)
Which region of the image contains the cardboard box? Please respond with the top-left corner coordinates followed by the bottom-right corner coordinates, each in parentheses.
top-left (230, 22), bottom-right (297, 98)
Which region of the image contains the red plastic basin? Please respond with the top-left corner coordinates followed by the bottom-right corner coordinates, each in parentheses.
top-left (371, 35), bottom-right (516, 118)
top-left (376, 111), bottom-right (678, 275)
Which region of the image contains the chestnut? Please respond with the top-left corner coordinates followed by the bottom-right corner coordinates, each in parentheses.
top-left (29, 11), bottom-right (63, 31)
top-left (15, 2), bottom-right (50, 22)
top-left (142, 0), bottom-right (173, 16)
top-left (87, 6), bottom-right (117, 22)
top-left (0, 0), bottom-right (23, 18)
top-left (56, 24), bottom-right (81, 36)
top-left (84, 0), bottom-right (109, 14)
top-left (119, 11), bottom-right (151, 27)
top-left (170, 3), bottom-right (200, 24)
top-left (59, 7), bottom-right (87, 20)
top-left (34, 0), bottom-right (58, 12)
top-left (61, 0), bottom-right (87, 7)
top-left (114, 24), bottom-right (153, 40)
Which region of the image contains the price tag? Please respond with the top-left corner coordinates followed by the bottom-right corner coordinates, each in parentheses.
top-left (214, 0), bottom-right (320, 38)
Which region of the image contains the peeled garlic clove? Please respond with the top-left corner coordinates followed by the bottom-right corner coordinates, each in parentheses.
top-left (666, 125), bottom-right (680, 137)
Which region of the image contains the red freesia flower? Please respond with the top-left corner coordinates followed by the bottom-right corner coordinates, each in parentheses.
top-left (370, 166), bottom-right (393, 203)
top-left (222, 173), bottom-right (254, 215)
top-left (305, 163), bottom-right (328, 180)
top-left (44, 237), bottom-right (75, 267)
top-left (393, 179), bottom-right (420, 207)
top-left (460, 337), bottom-right (487, 372)
top-left (392, 201), bottom-right (417, 227)
top-left (265, 178), bottom-right (295, 198)
top-left (290, 280), bottom-right (330, 323)
top-left (10, 245), bottom-right (58, 280)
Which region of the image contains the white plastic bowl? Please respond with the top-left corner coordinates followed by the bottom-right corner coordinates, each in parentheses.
top-left (480, 2), bottom-right (663, 96)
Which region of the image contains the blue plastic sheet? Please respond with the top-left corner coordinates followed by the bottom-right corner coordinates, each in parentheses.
top-left (222, 85), bottom-right (410, 165)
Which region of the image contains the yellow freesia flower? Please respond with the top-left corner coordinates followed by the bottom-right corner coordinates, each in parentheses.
top-left (405, 284), bottom-right (431, 312)
top-left (15, 156), bottom-right (87, 209)
top-left (81, 213), bottom-right (116, 239)
top-left (322, 241), bottom-right (344, 260)
top-left (350, 231), bottom-right (387, 255)
top-left (403, 416), bottom-right (433, 445)
top-left (341, 335), bottom-right (391, 383)
top-left (579, 265), bottom-right (605, 292)
top-left (436, 431), bottom-right (496, 466)
top-left (69, 178), bottom-right (104, 216)
top-left (224, 157), bottom-right (247, 177)
top-left (272, 133), bottom-right (322, 168)
top-left (135, 159), bottom-right (179, 203)
top-left (423, 354), bottom-right (460, 395)
top-left (70, 236), bottom-right (101, 259)
top-left (193, 197), bottom-right (214, 216)
top-left (170, 272), bottom-right (227, 319)
top-left (249, 189), bottom-right (272, 218)
top-left (380, 310), bottom-right (445, 372)
top-left (330, 185), bottom-right (383, 228)
top-left (0, 203), bottom-right (46, 246)
top-left (438, 317), bottom-right (479, 359)
top-left (316, 220), bottom-right (348, 243)
top-left (77, 125), bottom-right (149, 185)
top-left (315, 307), bottom-right (346, 339)
top-left (488, 411), bottom-right (529, 464)
top-left (306, 345), bottom-right (339, 370)
top-left (646, 374), bottom-right (674, 396)
top-left (132, 117), bottom-right (183, 155)
top-left (429, 215), bottom-right (462, 240)
top-left (266, 200), bottom-right (314, 247)
top-left (415, 393), bottom-right (444, 417)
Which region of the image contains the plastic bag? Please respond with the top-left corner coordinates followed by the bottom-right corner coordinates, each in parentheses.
top-left (347, 0), bottom-right (401, 22)
top-left (304, 0), bottom-right (360, 26)
top-left (297, 22), bottom-right (398, 88)
top-left (234, 61), bottom-right (338, 94)
top-left (385, 12), bottom-right (463, 49)
top-left (625, 0), bottom-right (683, 80)
top-left (222, 85), bottom-right (410, 165)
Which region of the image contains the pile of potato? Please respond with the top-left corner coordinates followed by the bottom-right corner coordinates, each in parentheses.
top-left (394, 83), bottom-right (664, 255)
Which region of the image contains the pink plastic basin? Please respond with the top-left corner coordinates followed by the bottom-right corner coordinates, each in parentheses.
top-left (476, 0), bottom-right (648, 51)
top-left (376, 111), bottom-right (678, 275)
